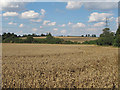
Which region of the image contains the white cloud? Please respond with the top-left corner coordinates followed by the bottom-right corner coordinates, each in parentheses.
top-left (68, 22), bottom-right (73, 25)
top-left (40, 26), bottom-right (43, 29)
top-left (32, 28), bottom-right (38, 32)
top-left (116, 17), bottom-right (120, 27)
top-left (19, 24), bottom-right (24, 28)
top-left (86, 28), bottom-right (98, 31)
top-left (43, 20), bottom-right (56, 26)
top-left (84, 2), bottom-right (118, 11)
top-left (61, 30), bottom-right (66, 34)
top-left (53, 28), bottom-right (58, 31)
top-left (30, 19), bottom-right (42, 22)
top-left (94, 22), bottom-right (106, 27)
top-left (1, 2), bottom-right (26, 12)
top-left (3, 12), bottom-right (19, 17)
top-left (1, 1), bottom-right (118, 12)
top-left (21, 10), bottom-right (39, 19)
top-left (65, 2), bottom-right (118, 11)
top-left (40, 9), bottom-right (45, 15)
top-left (8, 22), bottom-right (17, 25)
top-left (40, 9), bottom-right (46, 18)
top-left (116, 17), bottom-right (120, 23)
top-left (48, 22), bottom-right (56, 26)
top-left (66, 1), bottom-right (82, 10)
top-left (72, 22), bottom-right (86, 28)
top-left (26, 9), bottom-right (46, 22)
top-left (9, 5), bottom-right (19, 8)
top-left (59, 24), bottom-right (66, 27)
top-left (109, 17), bottom-right (115, 21)
top-left (88, 12), bottom-right (113, 22)
top-left (43, 20), bottom-right (50, 25)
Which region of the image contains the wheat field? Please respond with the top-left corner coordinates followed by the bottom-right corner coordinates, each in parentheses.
top-left (2, 44), bottom-right (118, 88)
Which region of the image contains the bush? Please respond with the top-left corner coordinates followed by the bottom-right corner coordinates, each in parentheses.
top-left (34, 39), bottom-right (47, 43)
top-left (97, 36), bottom-right (114, 46)
top-left (26, 36), bottom-right (34, 43)
top-left (82, 40), bottom-right (97, 44)
top-left (63, 40), bottom-right (80, 44)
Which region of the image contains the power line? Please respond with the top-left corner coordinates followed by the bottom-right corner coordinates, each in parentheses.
top-left (105, 17), bottom-right (109, 28)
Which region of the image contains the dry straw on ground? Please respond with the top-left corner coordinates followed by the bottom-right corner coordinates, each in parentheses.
top-left (2, 44), bottom-right (118, 88)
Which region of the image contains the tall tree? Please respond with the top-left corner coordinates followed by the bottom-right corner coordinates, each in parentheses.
top-left (114, 25), bottom-right (120, 47)
top-left (97, 28), bottom-right (115, 45)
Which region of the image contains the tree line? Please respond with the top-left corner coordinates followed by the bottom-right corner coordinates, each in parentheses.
top-left (83, 26), bottom-right (120, 47)
top-left (2, 33), bottom-right (80, 44)
top-left (81, 34), bottom-right (96, 37)
top-left (1, 26), bottom-right (120, 47)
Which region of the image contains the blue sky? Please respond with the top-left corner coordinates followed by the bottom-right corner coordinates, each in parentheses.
top-left (1, 2), bottom-right (119, 36)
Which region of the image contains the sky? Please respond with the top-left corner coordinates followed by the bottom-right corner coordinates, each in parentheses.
top-left (1, 1), bottom-right (119, 36)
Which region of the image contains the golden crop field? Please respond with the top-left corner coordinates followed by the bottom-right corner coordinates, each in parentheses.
top-left (2, 44), bottom-right (118, 88)
top-left (33, 37), bottom-right (98, 43)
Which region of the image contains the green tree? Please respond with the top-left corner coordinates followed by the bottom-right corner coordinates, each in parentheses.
top-left (92, 34), bottom-right (96, 37)
top-left (97, 28), bottom-right (115, 46)
top-left (88, 34), bottom-right (90, 37)
top-left (2, 32), bottom-right (18, 43)
top-left (81, 35), bottom-right (84, 37)
top-left (41, 33), bottom-right (46, 36)
top-left (114, 25), bottom-right (120, 47)
top-left (46, 33), bottom-right (54, 40)
top-left (26, 36), bottom-right (34, 43)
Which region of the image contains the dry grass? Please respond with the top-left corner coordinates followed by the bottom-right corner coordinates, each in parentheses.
top-left (2, 44), bottom-right (118, 88)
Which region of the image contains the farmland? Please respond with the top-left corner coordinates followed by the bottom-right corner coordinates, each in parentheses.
top-left (2, 44), bottom-right (118, 88)
top-left (22, 37), bottom-right (98, 43)
top-left (54, 37), bottom-right (98, 43)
